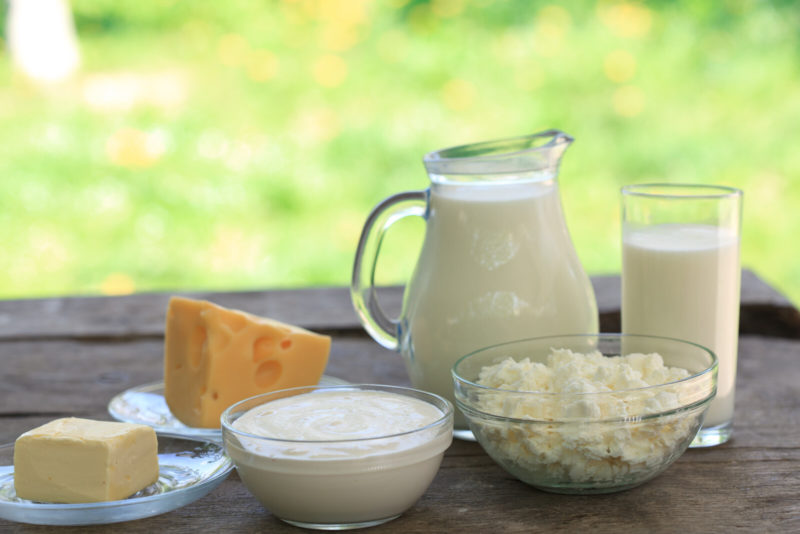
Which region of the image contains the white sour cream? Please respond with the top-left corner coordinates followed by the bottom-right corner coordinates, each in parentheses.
top-left (233, 390), bottom-right (444, 442)
top-left (224, 387), bottom-right (453, 528)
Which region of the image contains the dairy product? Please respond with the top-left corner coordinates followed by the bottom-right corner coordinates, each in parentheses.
top-left (13, 418), bottom-right (158, 503)
top-left (233, 390), bottom-right (444, 449)
top-left (164, 296), bottom-right (331, 428)
top-left (402, 182), bottom-right (598, 427)
top-left (472, 349), bottom-right (698, 485)
top-left (623, 223), bottom-right (740, 428)
top-left (225, 388), bottom-right (453, 527)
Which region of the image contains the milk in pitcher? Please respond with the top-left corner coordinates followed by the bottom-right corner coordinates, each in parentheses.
top-left (351, 131), bottom-right (599, 435)
top-left (401, 180), bottom-right (599, 425)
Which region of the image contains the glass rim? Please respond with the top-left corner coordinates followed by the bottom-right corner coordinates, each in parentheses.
top-left (455, 391), bottom-right (714, 426)
top-left (451, 332), bottom-right (718, 399)
top-left (621, 183), bottom-right (742, 200)
top-left (220, 384), bottom-right (453, 445)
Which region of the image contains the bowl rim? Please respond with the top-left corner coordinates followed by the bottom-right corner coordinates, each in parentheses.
top-left (455, 392), bottom-right (714, 425)
top-left (220, 384), bottom-right (454, 445)
top-left (451, 333), bottom-right (718, 422)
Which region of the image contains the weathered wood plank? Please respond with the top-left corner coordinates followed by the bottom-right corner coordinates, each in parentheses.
top-left (2, 336), bottom-right (799, 448)
top-left (0, 284), bottom-right (798, 532)
top-left (0, 271), bottom-right (795, 340)
top-left (0, 287), bottom-right (366, 340)
top-left (2, 443), bottom-right (798, 533)
top-left (0, 337), bottom-right (402, 431)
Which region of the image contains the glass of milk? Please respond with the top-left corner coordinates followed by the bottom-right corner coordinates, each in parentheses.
top-left (621, 184), bottom-right (743, 447)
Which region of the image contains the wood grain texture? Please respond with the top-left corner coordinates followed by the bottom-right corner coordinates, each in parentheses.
top-left (0, 277), bottom-right (798, 532)
top-left (0, 337), bottom-right (403, 427)
top-left (0, 271), bottom-right (795, 341)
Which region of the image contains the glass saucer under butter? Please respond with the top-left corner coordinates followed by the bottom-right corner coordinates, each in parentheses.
top-left (108, 376), bottom-right (349, 440)
top-left (0, 435), bottom-right (233, 526)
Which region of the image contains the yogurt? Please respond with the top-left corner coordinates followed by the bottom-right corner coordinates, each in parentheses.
top-left (222, 386), bottom-right (453, 529)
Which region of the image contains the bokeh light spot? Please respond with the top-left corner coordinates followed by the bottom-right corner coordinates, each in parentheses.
top-left (409, 4), bottom-right (438, 34)
top-left (613, 85), bottom-right (645, 117)
top-left (291, 107), bottom-right (341, 144)
top-left (604, 49), bottom-right (636, 83)
top-left (218, 33), bottom-right (249, 67)
top-left (376, 29), bottom-right (407, 63)
top-left (101, 273), bottom-right (136, 296)
top-left (196, 129), bottom-right (230, 160)
top-left (317, 0), bottom-right (368, 25)
top-left (246, 49), bottom-right (279, 82)
top-left (136, 211), bottom-right (166, 240)
top-left (208, 227), bottom-right (265, 274)
top-left (514, 68), bottom-right (544, 91)
top-left (312, 54), bottom-right (348, 88)
top-left (82, 71), bottom-right (187, 113)
top-left (597, 1), bottom-right (653, 39)
top-left (106, 128), bottom-right (167, 168)
top-left (441, 79), bottom-right (476, 111)
top-left (321, 22), bottom-right (362, 52)
top-left (224, 141), bottom-right (255, 172)
top-left (85, 181), bottom-right (131, 219)
top-left (20, 182), bottom-right (51, 212)
top-left (181, 19), bottom-right (213, 53)
top-left (539, 4), bottom-right (572, 27)
top-left (30, 227), bottom-right (70, 272)
top-left (334, 212), bottom-right (365, 252)
top-left (534, 5), bottom-right (572, 56)
top-left (493, 30), bottom-right (534, 65)
top-left (431, 0), bottom-right (464, 18)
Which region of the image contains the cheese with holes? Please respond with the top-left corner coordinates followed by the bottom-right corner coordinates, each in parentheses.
top-left (163, 296), bottom-right (332, 428)
top-left (13, 418), bottom-right (159, 503)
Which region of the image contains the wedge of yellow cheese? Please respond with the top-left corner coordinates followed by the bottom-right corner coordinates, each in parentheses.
top-left (13, 418), bottom-right (159, 503)
top-left (164, 296), bottom-right (332, 428)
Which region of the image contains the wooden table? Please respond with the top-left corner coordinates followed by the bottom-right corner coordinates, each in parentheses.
top-left (1, 271), bottom-right (799, 532)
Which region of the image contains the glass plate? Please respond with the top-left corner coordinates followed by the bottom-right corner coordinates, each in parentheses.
top-left (0, 435), bottom-right (233, 526)
top-left (108, 376), bottom-right (350, 440)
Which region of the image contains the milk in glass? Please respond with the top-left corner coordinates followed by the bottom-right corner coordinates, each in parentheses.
top-left (622, 223), bottom-right (740, 427)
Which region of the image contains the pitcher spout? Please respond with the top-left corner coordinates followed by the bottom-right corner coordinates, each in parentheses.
top-left (540, 129), bottom-right (573, 169)
top-left (423, 129), bottom-right (574, 182)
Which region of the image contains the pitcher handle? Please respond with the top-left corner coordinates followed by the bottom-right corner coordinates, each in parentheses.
top-left (351, 190), bottom-right (428, 351)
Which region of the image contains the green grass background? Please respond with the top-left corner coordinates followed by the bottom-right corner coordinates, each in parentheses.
top-left (0, 0), bottom-right (797, 304)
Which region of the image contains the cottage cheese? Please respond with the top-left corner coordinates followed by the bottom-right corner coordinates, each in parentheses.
top-left (473, 348), bottom-right (698, 485)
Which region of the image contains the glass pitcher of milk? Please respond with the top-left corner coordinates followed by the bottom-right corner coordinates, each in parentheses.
top-left (351, 130), bottom-right (599, 435)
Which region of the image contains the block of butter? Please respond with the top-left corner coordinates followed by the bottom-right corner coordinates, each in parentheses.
top-left (164, 296), bottom-right (331, 428)
top-left (14, 418), bottom-right (159, 503)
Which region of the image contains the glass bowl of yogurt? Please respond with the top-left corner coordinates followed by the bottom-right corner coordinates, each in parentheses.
top-left (452, 333), bottom-right (717, 494)
top-left (221, 384), bottom-right (453, 530)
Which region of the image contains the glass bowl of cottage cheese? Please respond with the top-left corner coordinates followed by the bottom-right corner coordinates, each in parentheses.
top-left (452, 334), bottom-right (717, 494)
top-left (221, 384), bottom-right (453, 530)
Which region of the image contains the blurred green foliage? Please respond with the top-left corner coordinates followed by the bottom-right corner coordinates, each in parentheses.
top-left (0, 0), bottom-right (797, 304)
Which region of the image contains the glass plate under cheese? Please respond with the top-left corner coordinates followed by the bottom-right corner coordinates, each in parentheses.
top-left (108, 376), bottom-right (349, 440)
top-left (0, 435), bottom-right (233, 526)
